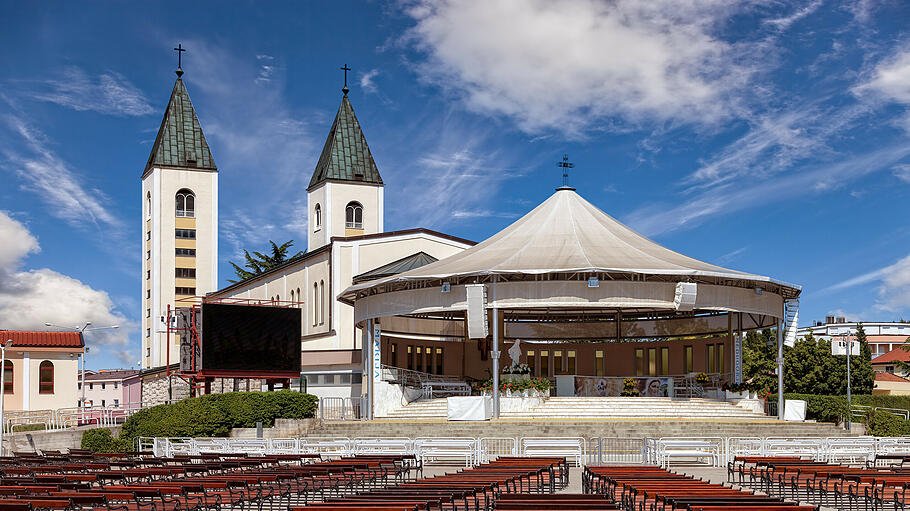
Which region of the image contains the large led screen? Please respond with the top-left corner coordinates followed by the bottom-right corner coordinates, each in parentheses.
top-left (201, 303), bottom-right (301, 373)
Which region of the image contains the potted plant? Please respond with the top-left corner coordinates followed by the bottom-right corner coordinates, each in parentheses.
top-left (620, 377), bottom-right (639, 397)
top-left (721, 381), bottom-right (748, 400)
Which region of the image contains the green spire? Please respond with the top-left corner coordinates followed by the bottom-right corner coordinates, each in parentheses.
top-left (143, 77), bottom-right (216, 176)
top-left (308, 95), bottom-right (383, 190)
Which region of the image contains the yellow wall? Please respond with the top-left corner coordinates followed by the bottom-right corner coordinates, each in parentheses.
top-left (2, 350), bottom-right (80, 411)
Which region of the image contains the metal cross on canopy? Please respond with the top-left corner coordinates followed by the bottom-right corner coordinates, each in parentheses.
top-left (340, 64), bottom-right (351, 96)
top-left (174, 44), bottom-right (186, 77)
top-left (557, 154), bottom-right (574, 187)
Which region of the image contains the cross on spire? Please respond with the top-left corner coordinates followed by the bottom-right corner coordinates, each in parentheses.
top-left (340, 64), bottom-right (351, 96)
top-left (174, 44), bottom-right (186, 77)
top-left (557, 154), bottom-right (574, 188)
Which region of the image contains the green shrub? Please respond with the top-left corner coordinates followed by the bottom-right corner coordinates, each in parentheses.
top-left (118, 391), bottom-right (317, 446)
top-left (81, 428), bottom-right (132, 453)
top-left (864, 409), bottom-right (910, 436)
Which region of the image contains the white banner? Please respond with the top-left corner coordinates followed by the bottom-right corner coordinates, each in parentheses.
top-left (372, 324), bottom-right (381, 382)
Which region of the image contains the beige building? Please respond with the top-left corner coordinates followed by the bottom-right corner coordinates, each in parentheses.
top-left (141, 67), bottom-right (218, 369)
top-left (211, 90), bottom-right (473, 398)
top-left (0, 331), bottom-right (83, 411)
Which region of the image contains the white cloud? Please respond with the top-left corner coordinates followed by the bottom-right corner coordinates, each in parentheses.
top-left (856, 48), bottom-right (910, 103)
top-left (0, 211), bottom-right (39, 269)
top-left (686, 101), bottom-right (871, 188)
top-left (854, 47), bottom-right (910, 131)
top-left (715, 246), bottom-right (747, 266)
top-left (30, 66), bottom-right (153, 116)
top-left (401, 0), bottom-right (756, 134)
top-left (878, 255), bottom-right (910, 311)
top-left (360, 69), bottom-right (380, 94)
top-left (764, 0), bottom-right (823, 30)
top-left (391, 134), bottom-right (522, 228)
top-left (0, 211), bottom-right (133, 362)
top-left (1, 115), bottom-right (122, 230)
top-left (893, 164), bottom-right (910, 183)
top-left (821, 255), bottom-right (910, 314)
top-left (255, 54), bottom-right (275, 84)
top-left (626, 142), bottom-right (910, 236)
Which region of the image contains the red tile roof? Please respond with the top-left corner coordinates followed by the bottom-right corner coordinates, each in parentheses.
top-left (875, 372), bottom-right (910, 383)
top-left (0, 331), bottom-right (84, 349)
top-left (868, 335), bottom-right (910, 343)
top-left (872, 346), bottom-right (910, 364)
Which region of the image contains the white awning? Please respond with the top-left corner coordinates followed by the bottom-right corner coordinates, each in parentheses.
top-left (341, 188), bottom-right (800, 306)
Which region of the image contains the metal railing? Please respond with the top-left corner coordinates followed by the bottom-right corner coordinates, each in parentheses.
top-left (588, 437), bottom-right (647, 464)
top-left (142, 435), bottom-right (910, 467)
top-left (2, 403), bottom-right (143, 433)
top-left (851, 404), bottom-right (910, 420)
top-left (319, 397), bottom-right (366, 421)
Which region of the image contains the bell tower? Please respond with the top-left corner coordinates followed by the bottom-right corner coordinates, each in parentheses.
top-left (307, 73), bottom-right (384, 251)
top-left (141, 50), bottom-right (218, 369)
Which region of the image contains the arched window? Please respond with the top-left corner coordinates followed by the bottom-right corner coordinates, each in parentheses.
top-left (314, 204), bottom-right (322, 230)
top-left (2, 360), bottom-right (12, 394)
top-left (320, 280), bottom-right (325, 325)
top-left (146, 192), bottom-right (152, 220)
top-left (290, 289), bottom-right (294, 302)
top-left (175, 189), bottom-right (195, 218)
top-left (345, 202), bottom-right (363, 229)
top-left (297, 288), bottom-right (301, 307)
top-left (313, 283), bottom-right (319, 326)
top-left (38, 361), bottom-right (54, 394)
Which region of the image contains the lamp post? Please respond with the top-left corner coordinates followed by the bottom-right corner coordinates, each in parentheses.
top-left (44, 322), bottom-right (117, 423)
top-left (846, 332), bottom-right (853, 432)
top-left (0, 339), bottom-right (13, 456)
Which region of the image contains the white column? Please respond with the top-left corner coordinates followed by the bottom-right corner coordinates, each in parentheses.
top-left (22, 352), bottom-right (30, 411)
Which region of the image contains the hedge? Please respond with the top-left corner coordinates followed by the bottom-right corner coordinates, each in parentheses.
top-left (765, 393), bottom-right (910, 425)
top-left (81, 428), bottom-right (132, 452)
top-left (81, 391), bottom-right (318, 453)
top-left (863, 409), bottom-right (910, 436)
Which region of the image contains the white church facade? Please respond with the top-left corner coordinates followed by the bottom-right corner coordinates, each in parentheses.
top-left (142, 66), bottom-right (473, 397)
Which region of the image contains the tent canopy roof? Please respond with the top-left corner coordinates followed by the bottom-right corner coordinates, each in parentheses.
top-left (340, 188), bottom-right (800, 303)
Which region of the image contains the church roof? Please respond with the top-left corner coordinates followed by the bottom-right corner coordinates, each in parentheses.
top-left (144, 77), bottom-right (216, 175)
top-left (308, 95), bottom-right (383, 190)
top-left (352, 252), bottom-right (439, 284)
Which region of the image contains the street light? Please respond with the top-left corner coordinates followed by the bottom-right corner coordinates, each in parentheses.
top-left (43, 322), bottom-right (118, 418)
top-left (1, 339), bottom-right (13, 456)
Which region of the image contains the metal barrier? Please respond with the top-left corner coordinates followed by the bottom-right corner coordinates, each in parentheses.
top-left (478, 437), bottom-right (518, 463)
top-left (520, 437), bottom-right (585, 467)
top-left (319, 397), bottom-right (365, 420)
top-left (588, 437), bottom-right (646, 464)
top-left (143, 434), bottom-right (910, 467)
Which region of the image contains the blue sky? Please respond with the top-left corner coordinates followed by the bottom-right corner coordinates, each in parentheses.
top-left (1, 1), bottom-right (910, 369)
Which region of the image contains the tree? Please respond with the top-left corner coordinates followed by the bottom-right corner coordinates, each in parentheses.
top-left (229, 240), bottom-right (304, 284)
top-left (742, 329), bottom-right (778, 393)
top-left (742, 327), bottom-right (874, 396)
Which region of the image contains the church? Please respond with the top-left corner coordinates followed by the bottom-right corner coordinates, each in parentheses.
top-left (141, 60), bottom-right (474, 399)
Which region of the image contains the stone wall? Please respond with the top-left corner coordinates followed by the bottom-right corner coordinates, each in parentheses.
top-left (140, 373), bottom-right (266, 407)
top-left (5, 425), bottom-right (122, 454)
top-left (141, 373), bottom-right (190, 407)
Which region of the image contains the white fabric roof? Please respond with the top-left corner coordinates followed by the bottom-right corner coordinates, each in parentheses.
top-left (341, 188), bottom-right (799, 300)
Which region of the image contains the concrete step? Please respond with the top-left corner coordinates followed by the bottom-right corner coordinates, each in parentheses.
top-left (307, 419), bottom-right (851, 439)
top-left (379, 396), bottom-right (775, 421)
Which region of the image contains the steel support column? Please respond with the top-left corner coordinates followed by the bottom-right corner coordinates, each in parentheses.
top-left (777, 307), bottom-right (785, 420)
top-left (492, 308), bottom-right (500, 419)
